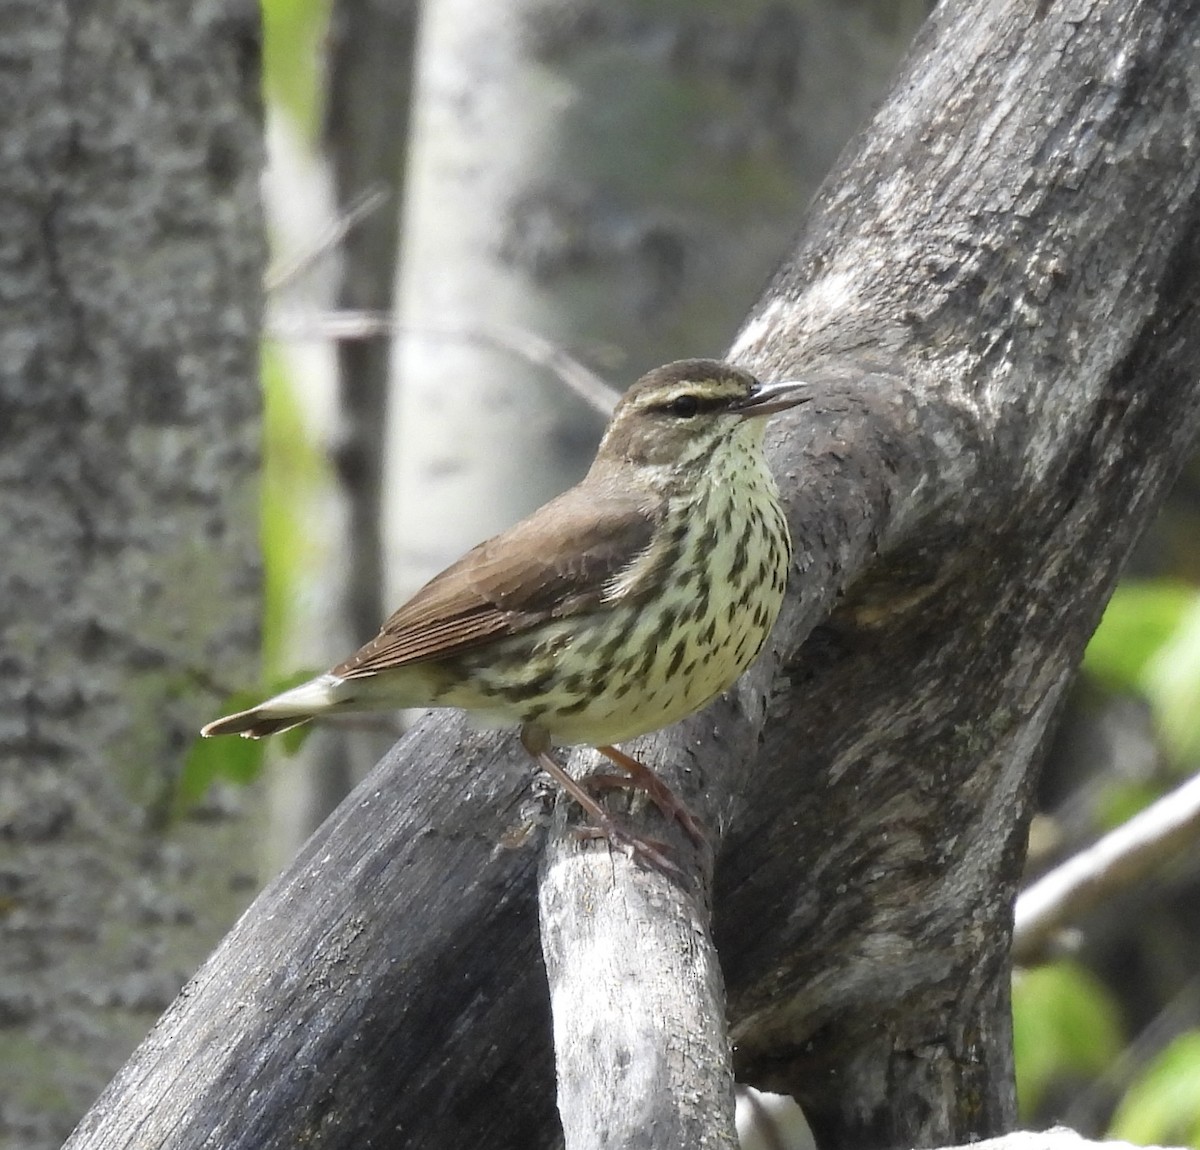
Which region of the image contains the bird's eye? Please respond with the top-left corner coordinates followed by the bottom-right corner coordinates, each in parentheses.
top-left (665, 395), bottom-right (700, 418)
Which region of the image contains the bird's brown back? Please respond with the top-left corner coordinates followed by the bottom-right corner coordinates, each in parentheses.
top-left (333, 479), bottom-right (663, 679)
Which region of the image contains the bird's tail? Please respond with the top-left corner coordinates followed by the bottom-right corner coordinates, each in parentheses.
top-left (200, 710), bottom-right (312, 739)
top-left (201, 674), bottom-right (346, 740)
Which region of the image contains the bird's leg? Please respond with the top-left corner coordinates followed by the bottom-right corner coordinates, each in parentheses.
top-left (590, 745), bottom-right (708, 847)
top-left (519, 727), bottom-right (681, 876)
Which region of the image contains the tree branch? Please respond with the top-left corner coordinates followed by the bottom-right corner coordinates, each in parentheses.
top-left (1013, 771), bottom-right (1200, 965)
top-left (539, 818), bottom-right (736, 1150)
top-left (266, 309), bottom-right (620, 415)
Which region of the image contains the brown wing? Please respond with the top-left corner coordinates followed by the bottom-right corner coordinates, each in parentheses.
top-left (332, 481), bottom-right (659, 679)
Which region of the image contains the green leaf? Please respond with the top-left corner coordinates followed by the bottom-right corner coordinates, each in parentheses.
top-left (1012, 961), bottom-right (1124, 1117)
top-left (1110, 1030), bottom-right (1200, 1148)
top-left (1093, 779), bottom-right (1165, 834)
top-left (180, 690), bottom-right (269, 809)
top-left (1142, 598), bottom-right (1200, 766)
top-left (261, 0), bottom-right (331, 139)
top-left (1084, 581), bottom-right (1197, 693)
top-left (1085, 580), bottom-right (1200, 769)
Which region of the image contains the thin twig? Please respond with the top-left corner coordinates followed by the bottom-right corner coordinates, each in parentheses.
top-left (459, 322), bottom-right (620, 416)
top-left (265, 309), bottom-right (621, 416)
top-left (264, 185), bottom-right (390, 293)
top-left (1013, 770), bottom-right (1200, 965)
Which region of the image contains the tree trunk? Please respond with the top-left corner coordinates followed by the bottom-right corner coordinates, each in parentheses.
top-left (325, 0), bottom-right (417, 652)
top-left (0, 0), bottom-right (265, 1146)
top-left (283, 0), bottom-right (421, 827)
top-left (61, 0), bottom-right (1200, 1148)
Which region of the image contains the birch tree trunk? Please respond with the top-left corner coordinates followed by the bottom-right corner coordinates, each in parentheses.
top-left (0, 1), bottom-right (265, 1145)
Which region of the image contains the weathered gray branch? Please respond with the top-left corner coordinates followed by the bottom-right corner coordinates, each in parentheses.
top-left (539, 1), bottom-right (1200, 1145)
top-left (64, 0), bottom-right (1200, 1147)
top-left (539, 823), bottom-right (736, 1150)
top-left (1013, 770), bottom-right (1200, 965)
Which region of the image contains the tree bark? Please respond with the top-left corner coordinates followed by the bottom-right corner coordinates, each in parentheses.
top-left (0, 0), bottom-right (265, 1146)
top-left (539, 829), bottom-right (737, 1150)
top-left (62, 0), bottom-right (1200, 1148)
top-left (719, 0), bottom-right (1200, 1136)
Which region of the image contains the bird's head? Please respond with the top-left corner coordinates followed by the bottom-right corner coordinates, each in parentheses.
top-left (593, 359), bottom-right (810, 472)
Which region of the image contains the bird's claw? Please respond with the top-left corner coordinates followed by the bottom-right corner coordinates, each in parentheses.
top-left (585, 760), bottom-right (709, 849)
top-left (571, 824), bottom-right (684, 878)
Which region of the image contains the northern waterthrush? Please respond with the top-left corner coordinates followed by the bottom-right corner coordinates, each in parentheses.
top-left (202, 359), bottom-right (809, 859)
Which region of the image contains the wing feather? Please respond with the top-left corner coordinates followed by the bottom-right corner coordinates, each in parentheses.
top-left (333, 483), bottom-right (658, 680)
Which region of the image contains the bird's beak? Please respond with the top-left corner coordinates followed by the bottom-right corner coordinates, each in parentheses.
top-left (734, 378), bottom-right (811, 418)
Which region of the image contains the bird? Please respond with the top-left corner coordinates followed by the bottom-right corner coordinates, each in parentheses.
top-left (202, 359), bottom-right (809, 862)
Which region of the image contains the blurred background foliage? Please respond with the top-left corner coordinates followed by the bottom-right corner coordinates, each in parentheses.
top-left (263, 0), bottom-right (331, 140)
top-left (241, 0), bottom-right (1200, 1143)
top-left (259, 0), bottom-right (332, 693)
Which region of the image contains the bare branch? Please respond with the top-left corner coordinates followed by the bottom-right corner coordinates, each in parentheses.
top-left (1013, 771), bottom-right (1200, 965)
top-left (539, 822), bottom-right (735, 1150)
top-left (263, 185), bottom-right (390, 293)
top-left (266, 309), bottom-right (621, 415)
top-left (458, 322), bottom-right (620, 417)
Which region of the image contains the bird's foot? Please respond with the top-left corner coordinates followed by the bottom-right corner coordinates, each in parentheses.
top-left (571, 824), bottom-right (683, 878)
top-left (590, 745), bottom-right (708, 848)
top-left (520, 729), bottom-right (687, 876)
